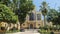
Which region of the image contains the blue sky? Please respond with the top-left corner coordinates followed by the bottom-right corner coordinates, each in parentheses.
top-left (33, 0), bottom-right (60, 11)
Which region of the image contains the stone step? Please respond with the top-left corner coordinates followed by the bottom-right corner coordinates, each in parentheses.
top-left (20, 32), bottom-right (40, 34)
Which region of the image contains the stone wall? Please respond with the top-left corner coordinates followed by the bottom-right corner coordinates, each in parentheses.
top-left (0, 22), bottom-right (20, 31)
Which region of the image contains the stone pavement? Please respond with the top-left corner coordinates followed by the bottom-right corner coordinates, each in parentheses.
top-left (6, 29), bottom-right (40, 34)
top-left (20, 32), bottom-right (40, 34)
top-left (20, 29), bottom-right (40, 34)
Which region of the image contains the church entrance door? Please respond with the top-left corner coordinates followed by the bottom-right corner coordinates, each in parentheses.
top-left (30, 24), bottom-right (33, 29)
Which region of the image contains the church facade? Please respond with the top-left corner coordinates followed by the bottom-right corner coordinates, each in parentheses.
top-left (0, 10), bottom-right (53, 31)
top-left (21, 10), bottom-right (44, 29)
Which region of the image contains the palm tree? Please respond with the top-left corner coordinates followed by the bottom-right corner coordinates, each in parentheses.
top-left (40, 1), bottom-right (48, 26)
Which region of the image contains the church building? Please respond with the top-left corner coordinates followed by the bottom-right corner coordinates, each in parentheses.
top-left (21, 10), bottom-right (44, 29)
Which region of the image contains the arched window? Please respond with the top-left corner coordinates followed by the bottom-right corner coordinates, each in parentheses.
top-left (37, 14), bottom-right (41, 20)
top-left (29, 13), bottom-right (35, 20)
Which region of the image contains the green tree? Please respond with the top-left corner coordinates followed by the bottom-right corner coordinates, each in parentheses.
top-left (0, 0), bottom-right (11, 6)
top-left (0, 0), bottom-right (18, 12)
top-left (40, 1), bottom-right (48, 26)
top-left (19, 0), bottom-right (35, 25)
top-left (0, 0), bottom-right (35, 25)
top-left (0, 4), bottom-right (18, 23)
top-left (9, 0), bottom-right (19, 12)
top-left (47, 9), bottom-right (59, 25)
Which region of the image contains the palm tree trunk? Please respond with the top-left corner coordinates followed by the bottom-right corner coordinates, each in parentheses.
top-left (44, 15), bottom-right (46, 26)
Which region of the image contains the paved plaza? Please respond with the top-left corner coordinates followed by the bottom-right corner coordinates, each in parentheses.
top-left (20, 29), bottom-right (40, 34)
top-left (20, 32), bottom-right (40, 34)
top-left (6, 29), bottom-right (40, 34)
